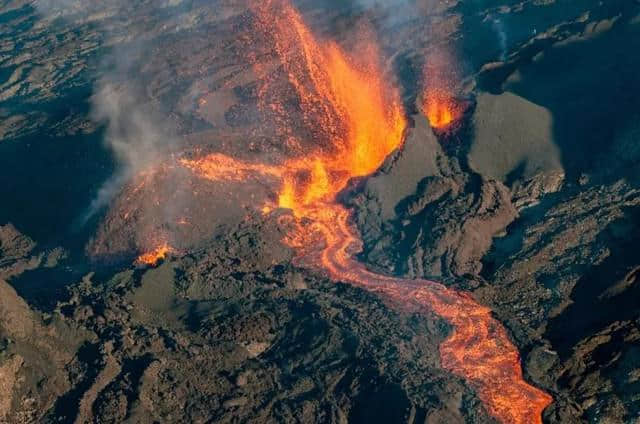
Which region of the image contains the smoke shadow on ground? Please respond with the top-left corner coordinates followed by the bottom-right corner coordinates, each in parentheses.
top-left (0, 116), bottom-right (115, 254)
top-left (466, 1), bottom-right (640, 181)
top-left (503, 9), bottom-right (640, 181)
top-left (8, 266), bottom-right (82, 312)
top-left (546, 206), bottom-right (640, 359)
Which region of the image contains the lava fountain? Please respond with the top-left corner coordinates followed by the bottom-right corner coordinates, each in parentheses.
top-left (423, 87), bottom-right (460, 129)
top-left (421, 48), bottom-right (464, 130)
top-left (183, 1), bottom-right (553, 422)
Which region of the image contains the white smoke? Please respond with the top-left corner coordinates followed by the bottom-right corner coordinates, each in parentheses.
top-left (80, 84), bottom-right (174, 222)
top-left (489, 13), bottom-right (508, 61)
top-left (485, 12), bottom-right (509, 62)
top-left (91, 85), bottom-right (168, 172)
top-left (31, 0), bottom-right (189, 224)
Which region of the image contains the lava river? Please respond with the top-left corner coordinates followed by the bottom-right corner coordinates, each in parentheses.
top-left (181, 0), bottom-right (553, 422)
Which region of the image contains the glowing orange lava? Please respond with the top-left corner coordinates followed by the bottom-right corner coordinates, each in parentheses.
top-left (183, 1), bottom-right (552, 422)
top-left (249, 0), bottom-right (406, 215)
top-left (135, 242), bottom-right (172, 266)
top-left (421, 48), bottom-right (463, 129)
top-left (180, 153), bottom-right (283, 182)
top-left (423, 87), bottom-right (460, 129)
top-left (283, 203), bottom-right (553, 423)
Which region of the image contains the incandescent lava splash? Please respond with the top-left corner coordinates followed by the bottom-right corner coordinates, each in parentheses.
top-left (250, 0), bottom-right (406, 213)
top-left (183, 1), bottom-right (552, 422)
top-left (421, 49), bottom-right (464, 130)
top-left (135, 241), bottom-right (173, 266)
top-left (423, 87), bottom-right (462, 129)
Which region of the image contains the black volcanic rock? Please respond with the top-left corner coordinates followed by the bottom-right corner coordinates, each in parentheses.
top-left (0, 224), bottom-right (493, 423)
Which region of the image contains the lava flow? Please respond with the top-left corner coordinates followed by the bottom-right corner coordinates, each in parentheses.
top-left (184, 1), bottom-right (552, 422)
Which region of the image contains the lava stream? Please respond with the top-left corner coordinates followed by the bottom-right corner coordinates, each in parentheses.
top-left (297, 203), bottom-right (554, 424)
top-left (184, 1), bottom-right (552, 422)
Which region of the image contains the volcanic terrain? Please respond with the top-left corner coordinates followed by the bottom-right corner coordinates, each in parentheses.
top-left (1, 0), bottom-right (640, 423)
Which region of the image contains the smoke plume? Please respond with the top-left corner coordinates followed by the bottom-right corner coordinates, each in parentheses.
top-left (32, 0), bottom-right (187, 223)
top-left (80, 83), bottom-right (174, 222)
top-left (490, 14), bottom-right (508, 61)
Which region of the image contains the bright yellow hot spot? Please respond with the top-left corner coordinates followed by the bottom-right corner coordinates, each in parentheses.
top-left (423, 87), bottom-right (460, 129)
top-left (135, 242), bottom-right (172, 266)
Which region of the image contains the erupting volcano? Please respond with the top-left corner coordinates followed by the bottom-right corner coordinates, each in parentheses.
top-left (180, 1), bottom-right (552, 423)
top-left (4, 0), bottom-right (639, 421)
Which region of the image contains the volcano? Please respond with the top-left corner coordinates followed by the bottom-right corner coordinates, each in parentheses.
top-left (2, 0), bottom-right (640, 423)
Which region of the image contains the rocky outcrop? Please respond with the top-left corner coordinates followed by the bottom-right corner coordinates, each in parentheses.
top-left (350, 114), bottom-right (519, 279)
top-left (0, 278), bottom-right (85, 424)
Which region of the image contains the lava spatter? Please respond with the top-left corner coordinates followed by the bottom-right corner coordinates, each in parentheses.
top-left (421, 48), bottom-right (464, 130)
top-left (135, 242), bottom-right (173, 266)
top-left (423, 87), bottom-right (461, 129)
top-left (183, 1), bottom-right (553, 422)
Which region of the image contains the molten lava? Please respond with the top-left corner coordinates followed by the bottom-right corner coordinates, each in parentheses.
top-left (421, 48), bottom-right (463, 129)
top-left (135, 242), bottom-right (172, 266)
top-left (179, 153), bottom-right (283, 182)
top-left (423, 87), bottom-right (461, 129)
top-left (183, 1), bottom-right (553, 422)
top-left (249, 0), bottom-right (406, 215)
